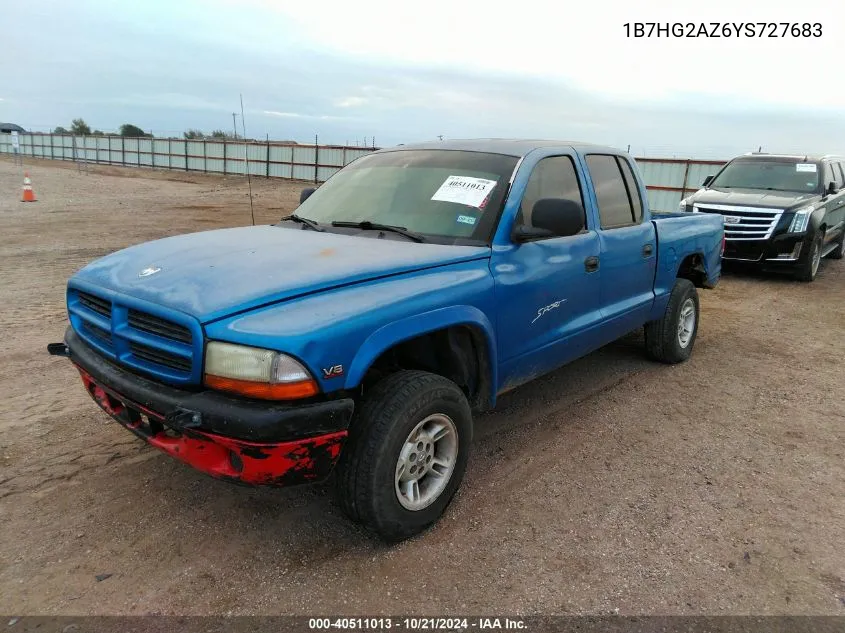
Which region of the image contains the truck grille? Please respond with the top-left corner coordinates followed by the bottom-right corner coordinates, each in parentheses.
top-left (78, 292), bottom-right (111, 318)
top-left (68, 288), bottom-right (199, 385)
top-left (128, 309), bottom-right (192, 344)
top-left (129, 342), bottom-right (192, 372)
top-left (693, 204), bottom-right (783, 241)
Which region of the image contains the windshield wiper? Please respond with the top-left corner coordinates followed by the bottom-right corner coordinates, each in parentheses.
top-left (282, 214), bottom-right (325, 232)
top-left (331, 220), bottom-right (427, 243)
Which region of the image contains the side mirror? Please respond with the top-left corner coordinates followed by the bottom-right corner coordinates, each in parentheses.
top-left (702, 175), bottom-right (714, 187)
top-left (513, 198), bottom-right (584, 242)
top-left (300, 187), bottom-right (316, 204)
top-left (827, 181), bottom-right (838, 196)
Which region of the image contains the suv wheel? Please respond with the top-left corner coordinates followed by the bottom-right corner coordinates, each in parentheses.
top-left (644, 278), bottom-right (700, 364)
top-left (335, 370), bottom-right (472, 542)
top-left (796, 235), bottom-right (822, 282)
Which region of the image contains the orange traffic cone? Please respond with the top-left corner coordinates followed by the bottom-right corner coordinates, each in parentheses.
top-left (21, 172), bottom-right (37, 202)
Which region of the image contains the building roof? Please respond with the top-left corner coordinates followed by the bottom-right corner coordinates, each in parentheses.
top-left (377, 138), bottom-right (623, 157)
top-left (0, 123), bottom-right (25, 132)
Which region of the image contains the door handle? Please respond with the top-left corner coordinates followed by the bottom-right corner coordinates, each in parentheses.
top-left (584, 256), bottom-right (599, 272)
top-left (642, 243), bottom-right (654, 257)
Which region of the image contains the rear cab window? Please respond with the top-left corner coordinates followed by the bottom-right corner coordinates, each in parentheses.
top-left (585, 154), bottom-right (642, 229)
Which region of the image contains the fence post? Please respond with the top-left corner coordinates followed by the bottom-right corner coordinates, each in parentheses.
top-left (223, 139), bottom-right (227, 175)
top-left (168, 138), bottom-right (172, 171)
top-left (342, 145), bottom-right (347, 167)
top-left (50, 133), bottom-right (55, 160)
top-left (680, 160), bottom-right (691, 199)
top-left (184, 139), bottom-right (188, 172)
top-left (137, 138), bottom-right (141, 167)
top-left (266, 134), bottom-right (270, 179)
top-left (314, 134), bottom-right (319, 184)
top-left (203, 139), bottom-right (207, 173)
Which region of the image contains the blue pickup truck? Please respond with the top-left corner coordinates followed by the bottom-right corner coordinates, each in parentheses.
top-left (50, 140), bottom-right (724, 541)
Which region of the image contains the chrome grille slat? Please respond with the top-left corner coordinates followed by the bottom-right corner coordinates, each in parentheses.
top-left (693, 204), bottom-right (784, 241)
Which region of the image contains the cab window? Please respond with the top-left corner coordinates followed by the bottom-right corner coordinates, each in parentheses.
top-left (514, 156), bottom-right (586, 233)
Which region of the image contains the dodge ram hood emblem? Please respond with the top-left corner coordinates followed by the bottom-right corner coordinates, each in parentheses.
top-left (138, 266), bottom-right (161, 277)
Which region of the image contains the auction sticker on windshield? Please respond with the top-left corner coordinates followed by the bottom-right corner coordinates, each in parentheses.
top-left (796, 163), bottom-right (817, 172)
top-left (432, 175), bottom-right (498, 208)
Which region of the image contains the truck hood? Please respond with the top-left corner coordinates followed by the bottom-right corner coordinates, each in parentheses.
top-left (72, 225), bottom-right (490, 323)
top-left (691, 187), bottom-right (819, 210)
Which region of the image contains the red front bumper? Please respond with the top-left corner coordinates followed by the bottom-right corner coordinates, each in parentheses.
top-left (77, 366), bottom-right (347, 487)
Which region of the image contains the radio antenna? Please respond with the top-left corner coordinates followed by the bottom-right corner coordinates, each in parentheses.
top-left (240, 93), bottom-right (256, 226)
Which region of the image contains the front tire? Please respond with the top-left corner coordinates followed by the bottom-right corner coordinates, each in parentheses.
top-left (335, 370), bottom-right (472, 542)
top-left (796, 234), bottom-right (822, 282)
top-left (644, 278), bottom-right (700, 364)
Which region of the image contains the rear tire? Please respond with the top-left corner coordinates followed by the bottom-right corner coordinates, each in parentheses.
top-left (335, 370), bottom-right (472, 542)
top-left (795, 234), bottom-right (822, 282)
top-left (644, 278), bottom-right (699, 364)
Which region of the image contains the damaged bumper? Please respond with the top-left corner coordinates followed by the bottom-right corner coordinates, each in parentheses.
top-left (52, 328), bottom-right (354, 487)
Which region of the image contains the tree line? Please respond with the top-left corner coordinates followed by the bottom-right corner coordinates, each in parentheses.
top-left (51, 119), bottom-right (258, 141)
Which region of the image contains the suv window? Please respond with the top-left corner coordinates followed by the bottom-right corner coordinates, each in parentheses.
top-left (832, 162), bottom-right (845, 189)
top-left (823, 163), bottom-right (837, 190)
top-left (586, 154), bottom-right (638, 229)
top-left (515, 155), bottom-right (585, 232)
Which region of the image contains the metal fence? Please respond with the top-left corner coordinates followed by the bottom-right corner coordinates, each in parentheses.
top-left (0, 132), bottom-right (727, 212)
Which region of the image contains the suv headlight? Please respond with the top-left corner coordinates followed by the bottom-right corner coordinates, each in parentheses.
top-left (204, 341), bottom-right (318, 400)
top-left (788, 205), bottom-right (814, 234)
top-left (679, 197), bottom-right (690, 211)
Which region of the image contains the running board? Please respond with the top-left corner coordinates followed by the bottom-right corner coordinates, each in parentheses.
top-left (821, 242), bottom-right (839, 258)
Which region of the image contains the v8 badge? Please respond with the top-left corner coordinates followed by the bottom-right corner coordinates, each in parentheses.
top-left (321, 364), bottom-right (344, 379)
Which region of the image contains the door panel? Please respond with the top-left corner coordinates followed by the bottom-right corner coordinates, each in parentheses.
top-left (597, 223), bottom-right (657, 328)
top-left (493, 232), bottom-right (602, 390)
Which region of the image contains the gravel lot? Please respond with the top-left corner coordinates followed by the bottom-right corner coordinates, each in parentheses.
top-left (1, 157), bottom-right (843, 616)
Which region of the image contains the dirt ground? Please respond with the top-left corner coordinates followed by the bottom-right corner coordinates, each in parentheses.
top-left (0, 157), bottom-right (843, 616)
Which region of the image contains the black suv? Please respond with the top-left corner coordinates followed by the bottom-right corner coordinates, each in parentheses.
top-left (680, 153), bottom-right (845, 282)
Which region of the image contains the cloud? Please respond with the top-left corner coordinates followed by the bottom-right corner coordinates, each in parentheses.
top-left (263, 110), bottom-right (348, 121)
top-left (334, 96), bottom-right (368, 108)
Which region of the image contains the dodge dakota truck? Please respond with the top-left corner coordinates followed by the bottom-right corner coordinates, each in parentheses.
top-left (49, 139), bottom-right (724, 541)
top-left (680, 152), bottom-right (845, 281)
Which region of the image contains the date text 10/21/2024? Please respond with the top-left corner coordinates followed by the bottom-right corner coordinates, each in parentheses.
top-left (308, 618), bottom-right (527, 630)
top-left (623, 22), bottom-right (822, 38)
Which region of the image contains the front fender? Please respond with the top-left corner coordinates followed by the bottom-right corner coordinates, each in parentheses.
top-left (204, 259), bottom-right (497, 397)
top-left (344, 305), bottom-right (498, 402)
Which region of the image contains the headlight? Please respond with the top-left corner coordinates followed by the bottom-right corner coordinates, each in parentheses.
top-left (204, 341), bottom-right (318, 400)
top-left (788, 205), bottom-right (814, 234)
top-left (679, 198), bottom-right (689, 211)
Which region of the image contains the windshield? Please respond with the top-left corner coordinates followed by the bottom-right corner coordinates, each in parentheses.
top-left (709, 159), bottom-right (821, 193)
top-left (292, 150), bottom-right (519, 244)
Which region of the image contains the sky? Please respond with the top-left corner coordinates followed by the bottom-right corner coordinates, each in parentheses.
top-left (2, 0), bottom-right (843, 158)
